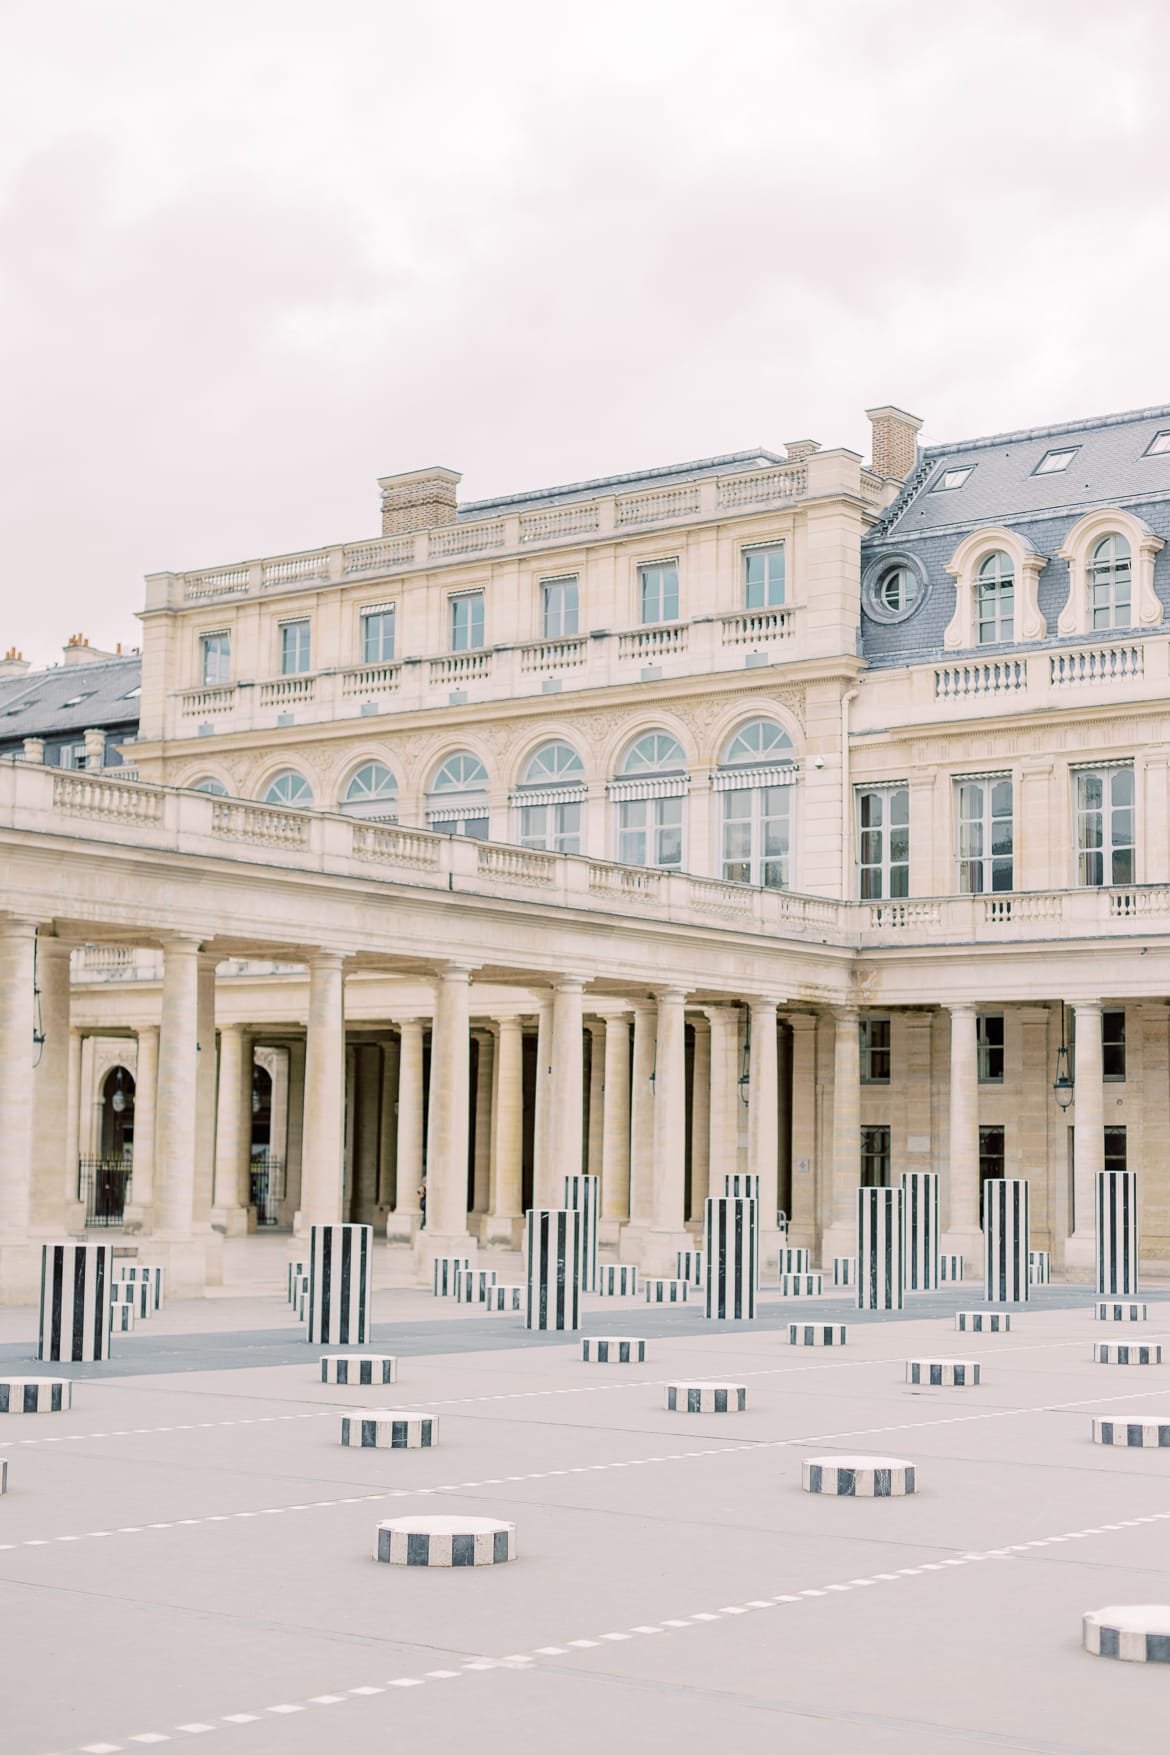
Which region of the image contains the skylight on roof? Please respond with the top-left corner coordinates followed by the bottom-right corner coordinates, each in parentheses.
top-left (931, 466), bottom-right (974, 492)
top-left (59, 692), bottom-right (95, 708)
top-left (1033, 447), bottom-right (1079, 475)
top-left (1144, 430), bottom-right (1170, 457)
top-left (121, 686), bottom-right (141, 699)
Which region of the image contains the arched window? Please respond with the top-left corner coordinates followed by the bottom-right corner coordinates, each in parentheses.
top-left (611, 731), bottom-right (687, 869)
top-left (877, 565), bottom-right (918, 615)
top-left (340, 761), bottom-right (399, 822)
top-left (1088, 535), bottom-right (1132, 630)
top-left (427, 751), bottom-right (489, 839)
top-left (976, 552), bottom-right (1014, 645)
top-left (716, 719), bottom-right (796, 889)
top-left (262, 771), bottom-right (313, 808)
top-left (514, 741), bottom-right (585, 854)
top-left (190, 776), bottom-right (228, 796)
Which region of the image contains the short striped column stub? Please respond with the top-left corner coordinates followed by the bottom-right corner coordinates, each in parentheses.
top-left (906, 1359), bottom-right (981, 1387)
top-left (1092, 1415), bottom-right (1170, 1447)
top-left (433, 1256), bottom-right (471, 1298)
top-left (454, 1267), bottom-right (498, 1304)
top-left (779, 1247), bottom-right (811, 1276)
top-left (901, 1171), bottom-right (939, 1293)
top-left (376, 1516), bottom-right (516, 1567)
top-left (598, 1264), bottom-right (637, 1297)
top-left (1095, 1343), bottom-right (1162, 1366)
top-left (803, 1455), bottom-right (916, 1497)
top-left (857, 1185), bottom-right (904, 1312)
top-left (525, 1207), bottom-right (582, 1331)
top-left (296, 1277), bottom-right (309, 1322)
top-left (1083, 1606), bottom-right (1170, 1663)
top-left (340, 1410), bottom-right (437, 1449)
top-left (0, 1379), bottom-right (71, 1414)
top-left (665, 1381), bottom-right (747, 1413)
top-left (581, 1337), bottom-right (646, 1364)
top-left (723, 1174), bottom-right (759, 1202)
top-left (984, 1177), bottom-right (1030, 1304)
top-left (704, 1194), bottom-right (758, 1320)
top-left (1029, 1250), bottom-right (1051, 1286)
top-left (832, 1257), bottom-right (856, 1287)
top-left (309, 1223), bottom-right (373, 1347)
top-left (645, 1277), bottom-right (688, 1304)
top-left (109, 1302), bottom-right (136, 1334)
top-left (483, 1285), bottom-right (524, 1312)
top-left (938, 1255), bottom-right (964, 1282)
top-left (39, 1242), bottom-right (113, 1363)
top-left (778, 1273), bottom-right (822, 1297)
top-left (1096, 1301), bottom-right (1147, 1323)
top-left (321, 1356), bottom-right (398, 1386)
top-left (109, 1283), bottom-right (138, 1306)
top-left (564, 1173), bottom-right (600, 1293)
top-left (677, 1250), bottom-right (704, 1287)
top-left (0, 1459), bottom-right (7, 1493)
top-left (956, 1311), bottom-right (1011, 1333)
top-left (1097, 1170), bottom-right (1139, 1297)
top-left (287, 1261), bottom-right (306, 1304)
top-left (119, 1264), bottom-right (166, 1310)
top-left (115, 1280), bottom-right (154, 1320)
top-left (789, 1323), bottom-right (847, 1347)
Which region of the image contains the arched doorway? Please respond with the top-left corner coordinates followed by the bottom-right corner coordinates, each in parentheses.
top-left (84, 1066), bottom-right (135, 1225)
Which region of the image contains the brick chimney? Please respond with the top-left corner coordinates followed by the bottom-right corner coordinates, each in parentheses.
top-left (0, 647), bottom-right (29, 676)
top-left (378, 467), bottom-right (461, 536)
top-left (784, 439), bottom-right (821, 463)
top-left (866, 406), bottom-right (923, 481)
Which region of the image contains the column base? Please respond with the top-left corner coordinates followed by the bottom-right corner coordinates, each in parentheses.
top-left (60, 1201), bottom-right (88, 1236)
top-left (482, 1214), bottom-right (523, 1249)
top-left (122, 1233), bottom-right (216, 1297)
top-left (412, 1228), bottom-right (476, 1285)
top-left (818, 1222), bottom-right (857, 1268)
top-left (1061, 1231), bottom-right (1096, 1282)
top-left (941, 1228), bottom-right (984, 1281)
top-left (638, 1228), bottom-right (694, 1277)
top-left (385, 1211), bottom-right (422, 1245)
top-left (122, 1202), bottom-right (155, 1236)
top-left (210, 1206), bottom-right (253, 1238)
top-left (758, 1226), bottom-right (784, 1276)
top-left (597, 1217), bottom-right (624, 1253)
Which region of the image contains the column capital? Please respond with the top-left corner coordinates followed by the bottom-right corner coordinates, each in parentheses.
top-left (435, 962), bottom-right (477, 982)
top-left (553, 975), bottom-right (587, 995)
top-left (947, 1000), bottom-right (978, 1017)
top-left (831, 1003), bottom-right (860, 1023)
top-left (305, 948), bottom-right (346, 971)
top-left (1071, 997), bottom-right (1104, 1014)
top-left (654, 985), bottom-right (689, 1005)
top-left (748, 994), bottom-right (781, 1015)
top-left (0, 915), bottom-right (45, 939)
top-left (783, 1010), bottom-right (818, 1033)
top-left (35, 935), bottom-right (74, 961)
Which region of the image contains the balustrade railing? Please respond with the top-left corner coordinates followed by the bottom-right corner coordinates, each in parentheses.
top-left (52, 772), bottom-right (164, 824)
top-left (258, 675), bottom-right (315, 707)
top-left (720, 609), bottom-right (793, 646)
top-left (340, 662), bottom-right (400, 697)
top-left (428, 521), bottom-right (505, 559)
top-left (518, 636), bottom-right (587, 672)
top-left (181, 685), bottom-right (237, 716)
top-left (1050, 643), bottom-right (1144, 686)
top-left (618, 624), bottom-right (688, 661)
top-left (210, 799), bottom-right (310, 848)
top-left (429, 651), bottom-right (491, 685)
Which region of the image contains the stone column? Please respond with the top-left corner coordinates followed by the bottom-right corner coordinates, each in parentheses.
top-left (1067, 999), bottom-right (1104, 1275)
top-left (155, 937), bottom-right (203, 1290)
top-left (280, 1036), bottom-right (306, 1227)
top-left (706, 1005), bottom-right (739, 1190)
top-left (532, 995), bottom-right (554, 1205)
top-left (787, 1012), bottom-right (818, 1249)
top-left (192, 951), bottom-right (218, 1225)
top-left (30, 937), bottom-right (73, 1232)
top-left (648, 986), bottom-right (690, 1270)
top-left (689, 1015), bottom-right (711, 1220)
top-left (623, 1001), bottom-right (657, 1251)
top-left (123, 1024), bottom-right (158, 1232)
top-left (350, 1044), bottom-right (382, 1223)
top-left (600, 1012), bottom-right (631, 1239)
top-left (943, 1002), bottom-right (982, 1270)
top-left (486, 1015), bottom-right (524, 1246)
top-left (63, 1025), bottom-right (85, 1231)
top-left (387, 1019), bottom-right (425, 1242)
top-left (585, 1021), bottom-right (605, 1178)
top-left (471, 1029), bottom-right (494, 1215)
top-left (748, 995), bottom-right (779, 1208)
top-left (549, 977), bottom-right (585, 1185)
top-left (211, 1024), bottom-right (251, 1235)
top-left (0, 918), bottom-right (37, 1244)
top-left (297, 951), bottom-right (346, 1232)
top-left (820, 1005), bottom-right (860, 1262)
top-left (1017, 1007), bottom-right (1052, 1245)
top-left (377, 1036), bottom-right (399, 1213)
top-left (419, 965), bottom-right (474, 1263)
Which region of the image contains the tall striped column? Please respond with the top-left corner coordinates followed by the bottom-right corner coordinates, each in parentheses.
top-left (564, 1174), bottom-right (599, 1293)
top-left (723, 1175), bottom-right (759, 1202)
top-left (525, 1208), bottom-right (582, 1331)
top-left (857, 1186), bottom-right (903, 1311)
top-left (38, 1242), bottom-right (113, 1362)
top-left (704, 1195), bottom-right (757, 1320)
top-left (901, 1172), bottom-right (939, 1293)
top-left (1096, 1170), bottom-right (1139, 1296)
top-left (984, 1178), bottom-right (1030, 1304)
top-left (308, 1223), bottom-right (373, 1345)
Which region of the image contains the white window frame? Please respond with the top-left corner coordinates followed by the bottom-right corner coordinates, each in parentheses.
top-left (279, 619), bottom-right (311, 676)
top-left (742, 543), bottom-right (785, 610)
top-left (857, 784), bottom-right (909, 900)
top-left (360, 604), bottom-right (396, 665)
top-left (975, 553), bottom-right (1014, 645)
top-left (201, 630), bottom-right (231, 686)
top-left (450, 592), bottom-right (485, 652)
top-left (617, 794), bottom-right (684, 870)
top-left (1074, 764), bottom-right (1135, 888)
top-left (1056, 509), bottom-right (1164, 637)
top-left (955, 773), bottom-right (1013, 894)
top-left (638, 560), bottom-right (679, 625)
top-left (945, 529), bottom-right (1045, 649)
top-left (541, 576), bottom-right (579, 639)
top-left (1088, 535), bottom-right (1133, 631)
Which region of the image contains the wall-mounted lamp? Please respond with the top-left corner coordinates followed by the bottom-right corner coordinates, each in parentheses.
top-left (1052, 1000), bottom-right (1074, 1111)
top-left (738, 1006), bottom-right (751, 1106)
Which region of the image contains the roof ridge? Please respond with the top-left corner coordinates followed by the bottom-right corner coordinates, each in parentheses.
top-left (458, 449), bottom-right (787, 516)
top-left (924, 402), bottom-right (1170, 458)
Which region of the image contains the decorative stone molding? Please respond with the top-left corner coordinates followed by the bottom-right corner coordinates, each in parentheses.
top-left (1056, 508), bottom-right (1164, 636)
top-left (944, 527), bottom-right (1047, 650)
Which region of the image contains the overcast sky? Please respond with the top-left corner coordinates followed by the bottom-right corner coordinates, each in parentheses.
top-left (2, 0), bottom-right (1167, 665)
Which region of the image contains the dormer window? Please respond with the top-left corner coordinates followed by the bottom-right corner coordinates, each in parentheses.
top-left (878, 566), bottom-right (918, 614)
top-left (1033, 447), bottom-right (1079, 475)
top-left (1144, 430), bottom-right (1170, 457)
top-left (932, 466), bottom-right (973, 492)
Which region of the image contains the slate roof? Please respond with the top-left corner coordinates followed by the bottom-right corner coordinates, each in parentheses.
top-left (0, 654), bottom-right (141, 742)
top-left (457, 450), bottom-right (786, 521)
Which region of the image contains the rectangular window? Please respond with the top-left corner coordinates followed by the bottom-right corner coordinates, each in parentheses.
top-left (978, 1126), bottom-right (1006, 1222)
top-left (1103, 1009), bottom-right (1126, 1081)
top-left (932, 465), bottom-right (974, 492)
top-left (743, 544), bottom-right (786, 609)
top-left (1144, 430), bottom-right (1170, 457)
top-left (618, 796), bottom-right (683, 870)
top-left (1104, 1125), bottom-right (1127, 1174)
top-left (859, 1017), bottom-right (891, 1084)
top-left (860, 1126), bottom-right (891, 1188)
top-left (361, 606), bottom-right (396, 665)
top-left (450, 593), bottom-right (485, 652)
top-left (639, 562), bottom-right (679, 625)
top-left (1075, 766), bottom-right (1134, 886)
top-left (857, 786), bottom-right (909, 899)
top-left (279, 620), bottom-right (311, 675)
top-left (957, 776), bottom-right (1013, 893)
top-left (977, 1014), bottom-right (1005, 1083)
top-left (542, 577), bottom-right (579, 638)
top-left (1033, 447), bottom-right (1078, 475)
top-left (720, 784), bottom-right (792, 889)
top-left (519, 801), bottom-right (582, 855)
top-left (201, 632), bottom-right (231, 685)
top-left (59, 741), bottom-right (87, 770)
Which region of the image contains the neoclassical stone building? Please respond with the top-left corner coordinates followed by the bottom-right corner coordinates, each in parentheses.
top-left (2, 400), bottom-right (1169, 1298)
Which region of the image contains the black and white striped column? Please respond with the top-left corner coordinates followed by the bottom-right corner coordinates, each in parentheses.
top-left (340, 1410), bottom-right (437, 1447)
top-left (939, 1255), bottom-right (964, 1282)
top-left (1029, 1251), bottom-right (1051, 1286)
top-left (1092, 1415), bottom-right (1170, 1447)
top-left (321, 1356), bottom-right (397, 1386)
top-left (1096, 1300), bottom-right (1147, 1322)
top-left (984, 1178), bottom-right (1030, 1303)
top-left (525, 1208), bottom-right (582, 1331)
top-left (454, 1267), bottom-right (498, 1304)
top-left (779, 1247), bottom-right (811, 1275)
top-left (901, 1172), bottom-right (939, 1293)
top-left (308, 1224), bottom-right (373, 1346)
top-left (789, 1323), bottom-right (847, 1346)
top-left (677, 1250), bottom-right (704, 1287)
top-left (1095, 1342), bottom-right (1162, 1365)
top-left (598, 1264), bottom-right (637, 1297)
top-left (582, 1337), bottom-right (646, 1364)
top-left (704, 1194), bottom-right (758, 1320)
top-left (956, 1310), bottom-right (1010, 1332)
top-left (803, 1455), bottom-right (916, 1496)
top-left (723, 1175), bottom-right (759, 1202)
top-left (287, 1260), bottom-right (306, 1303)
top-left (564, 1174), bottom-right (600, 1293)
top-left (906, 1359), bottom-right (980, 1386)
top-left (665, 1382), bottom-right (746, 1412)
top-left (857, 1186), bottom-right (903, 1311)
top-left (1097, 1171), bottom-right (1139, 1297)
top-left (432, 1256), bottom-right (470, 1297)
top-left (0, 1378), bottom-right (71, 1413)
top-left (778, 1273), bottom-right (822, 1296)
top-left (109, 1302), bottom-right (135, 1334)
top-left (483, 1285), bottom-right (524, 1312)
top-left (38, 1243), bottom-right (113, 1363)
top-left (645, 1277), bottom-right (688, 1304)
top-left (119, 1265), bottom-right (165, 1311)
top-left (1084, 1605), bottom-right (1170, 1663)
top-left (375, 1516), bottom-right (515, 1566)
top-left (832, 1257), bottom-right (856, 1287)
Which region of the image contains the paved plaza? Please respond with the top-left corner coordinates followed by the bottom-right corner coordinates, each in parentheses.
top-left (2, 1274), bottom-right (1169, 1754)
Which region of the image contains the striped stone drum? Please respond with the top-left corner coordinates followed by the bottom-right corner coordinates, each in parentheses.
top-left (833, 1257), bottom-right (856, 1287)
top-left (665, 1382), bottom-right (746, 1413)
top-left (984, 1177), bottom-right (1030, 1304)
top-left (704, 1194), bottom-right (757, 1320)
top-left (376, 1516), bottom-right (516, 1567)
top-left (1097, 1170), bottom-right (1139, 1297)
top-left (1095, 1343), bottom-right (1162, 1365)
top-left (321, 1356), bottom-right (398, 1386)
top-left (483, 1285), bottom-right (524, 1312)
top-left (902, 1171), bottom-right (939, 1293)
top-left (779, 1248), bottom-right (811, 1275)
top-left (957, 1311), bottom-right (1010, 1332)
top-left (340, 1410), bottom-right (437, 1448)
top-left (645, 1278), bottom-right (688, 1304)
top-left (1096, 1301), bottom-right (1147, 1322)
top-left (564, 1173), bottom-right (600, 1293)
top-left (109, 1302), bottom-right (136, 1334)
top-left (803, 1455), bottom-right (916, 1496)
top-left (939, 1255), bottom-right (964, 1282)
top-left (114, 1279), bottom-right (154, 1320)
top-left (858, 1185), bottom-right (904, 1311)
top-left (0, 1379), bottom-right (70, 1413)
top-left (287, 1261), bottom-right (306, 1304)
top-left (296, 1276), bottom-right (310, 1321)
top-left (1029, 1251), bottom-right (1051, 1286)
top-left (433, 1256), bottom-right (471, 1298)
top-left (525, 1207), bottom-right (582, 1331)
top-left (598, 1264), bottom-right (637, 1297)
top-left (1083, 1605), bottom-right (1170, 1662)
top-left (1092, 1415), bottom-right (1170, 1447)
top-left (778, 1274), bottom-right (823, 1296)
top-left (39, 1242), bottom-right (113, 1363)
top-left (906, 1359), bottom-right (980, 1387)
top-left (723, 1175), bottom-right (759, 1202)
top-left (790, 1323), bottom-right (847, 1347)
top-left (109, 1283), bottom-right (137, 1306)
top-left (582, 1337), bottom-right (645, 1364)
top-left (119, 1265), bottom-right (165, 1311)
top-left (677, 1250), bottom-right (704, 1287)
top-left (454, 1267), bottom-right (498, 1304)
top-left (308, 1224), bottom-right (372, 1347)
